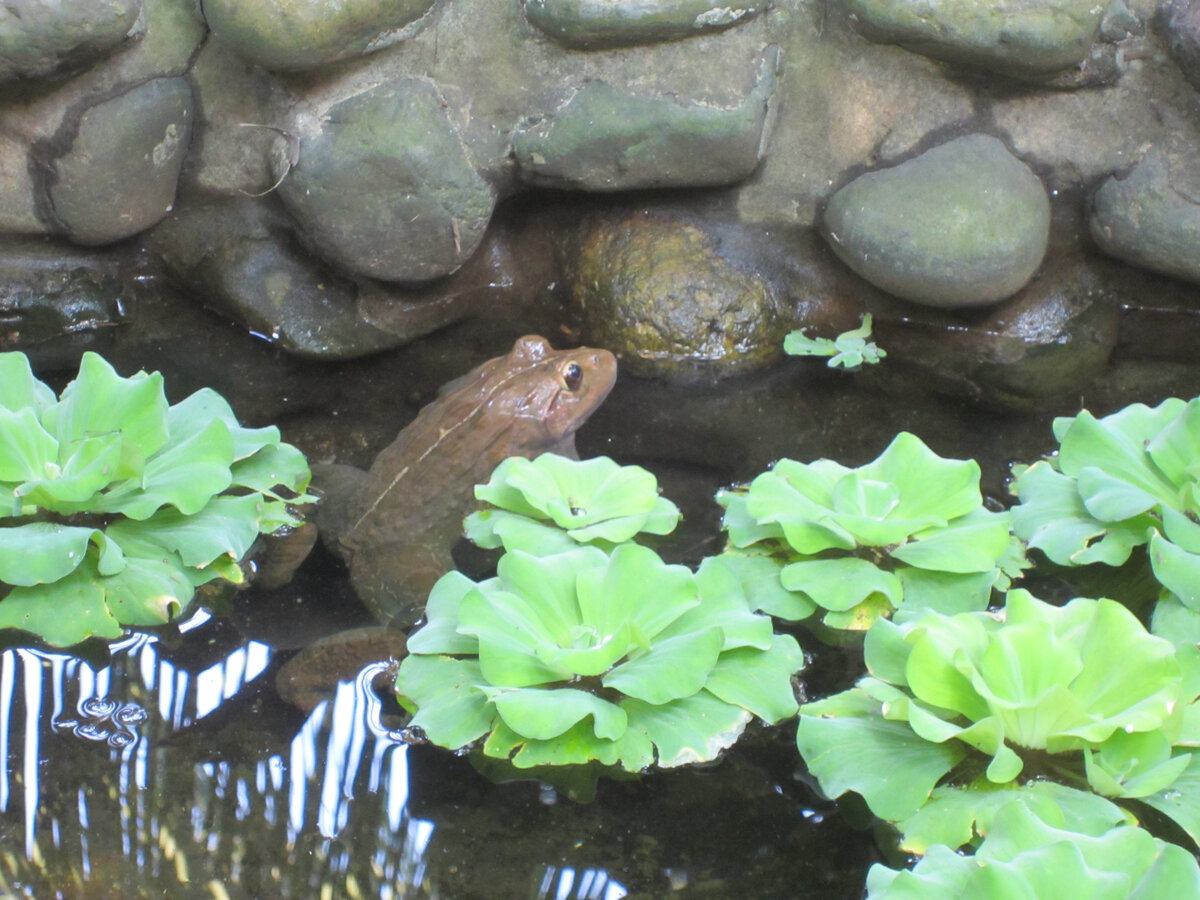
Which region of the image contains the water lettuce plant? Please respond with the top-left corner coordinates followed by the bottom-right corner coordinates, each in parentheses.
top-left (394, 547), bottom-right (804, 771)
top-left (867, 799), bottom-right (1200, 898)
top-left (795, 590), bottom-right (1200, 835)
top-left (784, 314), bottom-right (886, 369)
top-left (0, 351), bottom-right (312, 646)
top-left (718, 432), bottom-right (1023, 631)
top-left (1011, 397), bottom-right (1200, 607)
top-left (464, 452), bottom-right (681, 555)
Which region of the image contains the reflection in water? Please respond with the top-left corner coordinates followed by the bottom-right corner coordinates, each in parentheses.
top-left (0, 617), bottom-right (437, 898)
top-left (0, 617), bottom-right (636, 898)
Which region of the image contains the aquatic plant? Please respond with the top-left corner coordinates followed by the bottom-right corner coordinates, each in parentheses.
top-left (464, 452), bottom-right (681, 555)
top-left (0, 351), bottom-right (312, 646)
top-left (718, 432), bottom-right (1024, 631)
top-left (795, 590), bottom-right (1200, 836)
top-left (1011, 397), bottom-right (1200, 608)
top-left (783, 314), bottom-right (886, 369)
top-left (394, 547), bottom-right (803, 771)
top-left (868, 799), bottom-right (1200, 898)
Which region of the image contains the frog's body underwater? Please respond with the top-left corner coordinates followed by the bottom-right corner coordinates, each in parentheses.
top-left (315, 334), bottom-right (617, 626)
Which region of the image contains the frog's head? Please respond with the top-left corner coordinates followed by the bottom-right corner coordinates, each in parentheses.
top-left (505, 335), bottom-right (617, 442)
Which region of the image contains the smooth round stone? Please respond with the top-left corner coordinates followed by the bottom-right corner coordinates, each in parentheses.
top-left (835, 0), bottom-right (1105, 79)
top-left (0, 0), bottom-right (142, 82)
top-left (524, 0), bottom-right (763, 49)
top-left (822, 134), bottom-right (1050, 308)
top-left (277, 79), bottom-right (494, 283)
top-left (202, 0), bottom-right (436, 71)
top-left (1090, 144), bottom-right (1200, 286)
top-left (48, 77), bottom-right (193, 245)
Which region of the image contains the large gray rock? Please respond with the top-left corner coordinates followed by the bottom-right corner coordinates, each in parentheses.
top-left (277, 78), bottom-right (495, 283)
top-left (202, 0), bottom-right (437, 71)
top-left (0, 0), bottom-right (143, 83)
top-left (1090, 143), bottom-right (1200, 286)
top-left (834, 0), bottom-right (1106, 79)
top-left (1164, 0), bottom-right (1200, 92)
top-left (822, 134), bottom-right (1051, 308)
top-left (514, 46), bottom-right (780, 190)
top-left (524, 0), bottom-right (763, 49)
top-left (47, 76), bottom-right (193, 245)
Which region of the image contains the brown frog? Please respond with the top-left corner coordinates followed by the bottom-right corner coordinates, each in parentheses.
top-left (315, 334), bottom-right (617, 626)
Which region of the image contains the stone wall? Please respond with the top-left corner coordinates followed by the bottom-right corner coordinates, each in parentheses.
top-left (3, 0), bottom-right (1200, 402)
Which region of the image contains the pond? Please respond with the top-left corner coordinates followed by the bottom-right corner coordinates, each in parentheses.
top-left (4, 282), bottom-right (1200, 899)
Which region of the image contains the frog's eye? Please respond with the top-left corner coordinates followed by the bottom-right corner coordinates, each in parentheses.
top-left (563, 362), bottom-right (583, 391)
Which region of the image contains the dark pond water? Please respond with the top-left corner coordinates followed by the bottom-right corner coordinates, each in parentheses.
top-left (5, 282), bottom-right (1200, 899)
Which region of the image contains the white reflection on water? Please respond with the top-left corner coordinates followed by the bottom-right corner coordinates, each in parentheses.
top-left (0, 622), bottom-right (431, 897)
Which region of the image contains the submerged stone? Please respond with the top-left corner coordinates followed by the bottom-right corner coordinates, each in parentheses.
top-left (822, 134), bottom-right (1050, 308)
top-left (202, 0), bottom-right (436, 71)
top-left (569, 211), bottom-right (786, 380)
top-left (277, 78), bottom-right (495, 283)
top-left (47, 76), bottom-right (193, 245)
top-left (524, 0), bottom-right (763, 49)
top-left (835, 0), bottom-right (1106, 79)
top-left (514, 46), bottom-right (780, 190)
top-left (1090, 144), bottom-right (1200, 287)
top-left (0, 0), bottom-right (143, 83)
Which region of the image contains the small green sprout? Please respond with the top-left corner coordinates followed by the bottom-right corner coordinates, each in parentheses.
top-left (783, 314), bottom-right (885, 369)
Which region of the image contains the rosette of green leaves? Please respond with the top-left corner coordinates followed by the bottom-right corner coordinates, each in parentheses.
top-left (0, 351), bottom-right (312, 646)
top-left (795, 591), bottom-right (1197, 827)
top-left (867, 800), bottom-right (1200, 899)
top-left (464, 453), bottom-right (681, 555)
top-left (394, 547), bottom-right (803, 771)
top-left (1011, 398), bottom-right (1200, 609)
top-left (718, 432), bottom-right (1024, 631)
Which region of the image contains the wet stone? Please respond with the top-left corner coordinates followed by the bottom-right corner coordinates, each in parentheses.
top-left (277, 78), bottom-right (495, 283)
top-left (524, 0), bottom-right (764, 49)
top-left (822, 134), bottom-right (1050, 308)
top-left (569, 211), bottom-right (786, 380)
top-left (46, 76), bottom-right (193, 245)
top-left (835, 0), bottom-right (1106, 79)
top-left (201, 0), bottom-right (436, 71)
top-left (514, 47), bottom-right (780, 191)
top-left (875, 254), bottom-right (1121, 410)
top-left (0, 0), bottom-right (143, 83)
top-left (1090, 144), bottom-right (1200, 287)
top-left (1164, 0), bottom-right (1200, 92)
top-left (148, 199), bottom-right (422, 359)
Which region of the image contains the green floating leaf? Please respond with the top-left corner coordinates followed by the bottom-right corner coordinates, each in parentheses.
top-left (488, 686), bottom-right (627, 741)
top-left (107, 494), bottom-right (267, 569)
top-left (796, 688), bottom-right (965, 821)
top-left (0, 352), bottom-right (54, 413)
top-left (0, 522), bottom-right (99, 586)
top-left (710, 551), bottom-right (816, 621)
top-left (395, 655), bottom-right (493, 750)
top-left (783, 315), bottom-right (885, 369)
top-left (623, 690), bottom-right (751, 768)
top-left (703, 634), bottom-right (804, 723)
top-left (897, 780), bottom-right (1130, 855)
top-left (781, 556), bottom-right (902, 613)
top-left (0, 407), bottom-right (57, 483)
top-left (42, 352), bottom-right (169, 478)
top-left (0, 557), bottom-right (123, 645)
top-left (1139, 749), bottom-right (1200, 846)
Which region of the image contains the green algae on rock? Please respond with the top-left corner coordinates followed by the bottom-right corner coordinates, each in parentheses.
top-left (514, 46), bottom-right (780, 191)
top-left (201, 0), bottom-right (436, 71)
top-left (571, 212), bottom-right (785, 379)
top-left (822, 134), bottom-right (1050, 308)
top-left (835, 0), bottom-right (1106, 80)
top-left (277, 78), bottom-right (495, 283)
top-left (524, 0), bottom-right (764, 49)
